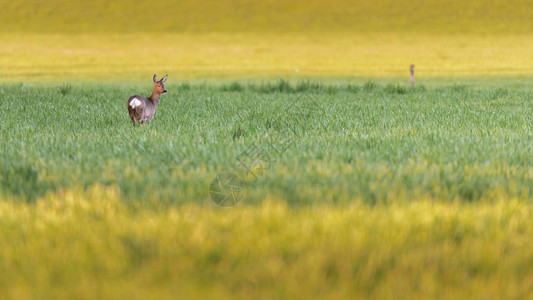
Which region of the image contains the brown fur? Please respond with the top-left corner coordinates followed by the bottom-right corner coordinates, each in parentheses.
top-left (127, 74), bottom-right (168, 126)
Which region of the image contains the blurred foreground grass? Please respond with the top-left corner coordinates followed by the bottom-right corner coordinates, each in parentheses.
top-left (0, 184), bottom-right (531, 299)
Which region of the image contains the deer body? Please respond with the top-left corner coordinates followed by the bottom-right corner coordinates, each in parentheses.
top-left (128, 74), bottom-right (168, 126)
top-left (127, 94), bottom-right (158, 124)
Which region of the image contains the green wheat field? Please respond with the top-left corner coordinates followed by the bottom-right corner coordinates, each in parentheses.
top-left (1, 0), bottom-right (533, 299)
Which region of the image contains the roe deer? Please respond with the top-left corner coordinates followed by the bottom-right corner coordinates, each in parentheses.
top-left (127, 74), bottom-right (168, 126)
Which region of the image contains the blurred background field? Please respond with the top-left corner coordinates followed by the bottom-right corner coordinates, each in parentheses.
top-left (3, 33), bottom-right (533, 82)
top-left (3, 0), bottom-right (533, 34)
top-left (1, 0), bottom-right (533, 82)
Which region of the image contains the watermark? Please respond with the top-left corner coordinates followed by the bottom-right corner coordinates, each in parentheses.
top-left (209, 172), bottom-right (244, 207)
top-left (209, 92), bottom-right (323, 207)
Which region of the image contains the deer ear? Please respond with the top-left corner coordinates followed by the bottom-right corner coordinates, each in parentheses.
top-left (153, 74), bottom-right (158, 83)
top-left (161, 75), bottom-right (168, 83)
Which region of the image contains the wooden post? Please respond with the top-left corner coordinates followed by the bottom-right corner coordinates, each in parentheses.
top-left (410, 64), bottom-right (415, 87)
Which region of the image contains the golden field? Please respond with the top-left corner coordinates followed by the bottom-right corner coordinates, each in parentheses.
top-left (2, 33), bottom-right (533, 82)
top-left (2, 0), bottom-right (533, 34)
top-left (1, 0), bottom-right (533, 81)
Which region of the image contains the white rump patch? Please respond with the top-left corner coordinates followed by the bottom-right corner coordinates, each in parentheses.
top-left (130, 98), bottom-right (142, 109)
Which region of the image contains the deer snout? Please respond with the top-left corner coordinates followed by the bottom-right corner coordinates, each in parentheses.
top-left (163, 89), bottom-right (168, 93)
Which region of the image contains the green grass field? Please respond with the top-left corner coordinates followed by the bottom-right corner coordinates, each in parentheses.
top-left (4, 82), bottom-right (533, 205)
top-left (1, 82), bottom-right (533, 298)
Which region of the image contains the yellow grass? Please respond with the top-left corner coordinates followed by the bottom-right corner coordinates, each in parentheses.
top-left (3, 0), bottom-right (533, 81)
top-left (2, 33), bottom-right (533, 82)
top-left (0, 185), bottom-right (532, 299)
top-left (2, 0), bottom-right (533, 34)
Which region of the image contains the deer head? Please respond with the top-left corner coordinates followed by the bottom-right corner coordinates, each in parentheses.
top-left (153, 74), bottom-right (168, 94)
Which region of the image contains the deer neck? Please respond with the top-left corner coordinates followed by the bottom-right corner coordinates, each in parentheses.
top-left (148, 89), bottom-right (161, 105)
